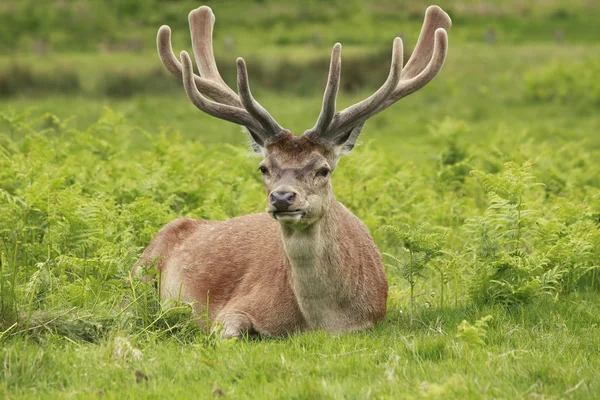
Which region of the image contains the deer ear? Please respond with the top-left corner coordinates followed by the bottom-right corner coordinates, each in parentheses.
top-left (333, 122), bottom-right (365, 155)
top-left (243, 127), bottom-right (264, 154)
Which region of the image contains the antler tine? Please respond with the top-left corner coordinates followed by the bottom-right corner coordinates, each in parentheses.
top-left (237, 58), bottom-right (284, 136)
top-left (307, 6), bottom-right (450, 142)
top-left (306, 43), bottom-right (342, 137)
top-left (158, 6), bottom-right (286, 142)
top-left (376, 6), bottom-right (451, 112)
top-left (379, 27), bottom-right (448, 110)
top-left (400, 6), bottom-right (451, 81)
top-left (322, 37), bottom-right (404, 139)
top-left (188, 6), bottom-right (240, 106)
top-left (157, 25), bottom-right (241, 107)
top-left (180, 51), bottom-right (266, 136)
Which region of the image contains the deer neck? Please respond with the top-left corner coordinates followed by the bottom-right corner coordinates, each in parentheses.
top-left (278, 201), bottom-right (354, 328)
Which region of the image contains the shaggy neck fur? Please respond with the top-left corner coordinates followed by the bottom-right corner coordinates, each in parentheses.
top-left (279, 201), bottom-right (356, 330)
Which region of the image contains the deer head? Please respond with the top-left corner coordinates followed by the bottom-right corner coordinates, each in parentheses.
top-left (157, 6), bottom-right (451, 227)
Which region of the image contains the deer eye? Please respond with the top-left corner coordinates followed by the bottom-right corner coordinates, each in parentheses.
top-left (258, 165), bottom-right (270, 176)
top-left (316, 168), bottom-right (330, 178)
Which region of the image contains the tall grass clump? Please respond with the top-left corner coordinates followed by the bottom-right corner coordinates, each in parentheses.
top-left (524, 58), bottom-right (600, 106)
top-left (464, 163), bottom-right (600, 304)
top-left (0, 108), bottom-right (263, 340)
top-left (0, 64), bottom-right (80, 98)
top-left (98, 67), bottom-right (179, 98)
top-left (384, 224), bottom-right (446, 312)
top-left (378, 120), bottom-right (600, 310)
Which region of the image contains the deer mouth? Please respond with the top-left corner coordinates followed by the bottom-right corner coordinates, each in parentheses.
top-left (271, 210), bottom-right (307, 221)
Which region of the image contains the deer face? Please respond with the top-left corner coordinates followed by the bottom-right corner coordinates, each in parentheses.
top-left (258, 133), bottom-right (337, 226)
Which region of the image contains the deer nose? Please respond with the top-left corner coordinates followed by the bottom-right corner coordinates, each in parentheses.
top-left (270, 191), bottom-right (296, 211)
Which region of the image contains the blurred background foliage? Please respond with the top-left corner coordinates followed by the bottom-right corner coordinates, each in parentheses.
top-left (1, 0), bottom-right (599, 99)
top-left (2, 0), bottom-right (599, 53)
top-left (0, 0), bottom-right (598, 149)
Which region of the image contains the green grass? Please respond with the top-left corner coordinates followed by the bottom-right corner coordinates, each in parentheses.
top-left (3, 296), bottom-right (599, 399)
top-left (1, 2), bottom-right (600, 399)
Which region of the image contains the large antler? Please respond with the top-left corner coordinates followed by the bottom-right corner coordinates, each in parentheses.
top-left (306, 6), bottom-right (451, 142)
top-left (157, 6), bottom-right (284, 143)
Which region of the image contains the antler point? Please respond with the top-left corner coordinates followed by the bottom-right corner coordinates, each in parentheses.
top-left (332, 43), bottom-right (342, 56)
top-left (189, 6), bottom-right (214, 23)
top-left (158, 25), bottom-right (171, 37)
top-left (425, 5), bottom-right (452, 28)
top-left (434, 27), bottom-right (448, 40)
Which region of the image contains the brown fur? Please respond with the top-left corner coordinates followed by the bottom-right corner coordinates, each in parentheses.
top-left (132, 134), bottom-right (388, 337)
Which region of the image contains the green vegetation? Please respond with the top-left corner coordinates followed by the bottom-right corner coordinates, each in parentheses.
top-left (1, 0), bottom-right (600, 398)
top-left (3, 0), bottom-right (598, 54)
top-left (2, 0), bottom-right (599, 99)
top-left (524, 57), bottom-right (600, 106)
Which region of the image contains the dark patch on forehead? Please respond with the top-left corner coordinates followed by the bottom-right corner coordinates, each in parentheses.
top-left (266, 134), bottom-right (333, 159)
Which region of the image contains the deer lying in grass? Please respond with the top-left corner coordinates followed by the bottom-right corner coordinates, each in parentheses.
top-left (132, 5), bottom-right (451, 337)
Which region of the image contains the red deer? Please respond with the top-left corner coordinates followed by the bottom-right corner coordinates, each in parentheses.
top-left (132, 5), bottom-right (451, 337)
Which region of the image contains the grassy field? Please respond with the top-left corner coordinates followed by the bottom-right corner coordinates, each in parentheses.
top-left (1, 1), bottom-right (600, 399)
